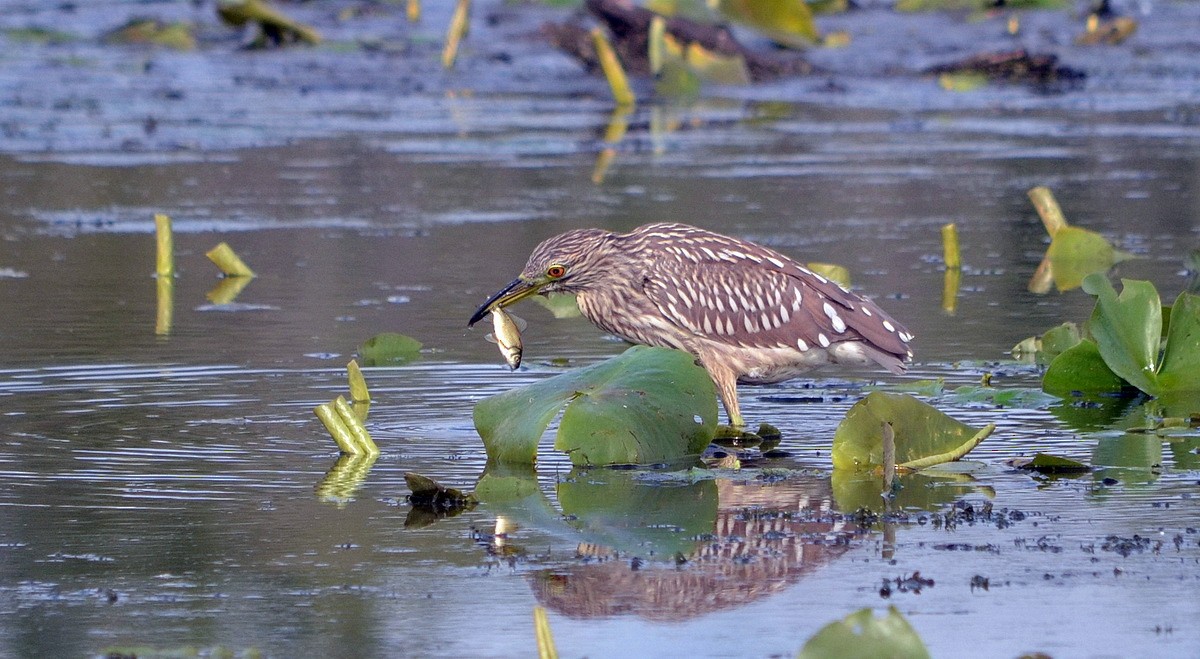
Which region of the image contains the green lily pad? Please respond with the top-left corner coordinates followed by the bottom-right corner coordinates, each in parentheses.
top-left (1042, 338), bottom-right (1128, 396)
top-left (1082, 275), bottom-right (1162, 394)
top-left (357, 332), bottom-right (422, 366)
top-left (947, 385), bottom-right (1058, 409)
top-left (799, 606), bottom-right (931, 659)
top-left (1156, 291), bottom-right (1200, 392)
top-left (718, 0), bottom-right (819, 47)
top-left (831, 392), bottom-right (994, 472)
top-left (473, 346), bottom-right (717, 466)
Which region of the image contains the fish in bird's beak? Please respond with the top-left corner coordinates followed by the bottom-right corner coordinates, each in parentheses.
top-left (468, 276), bottom-right (543, 327)
top-left (488, 308), bottom-right (523, 370)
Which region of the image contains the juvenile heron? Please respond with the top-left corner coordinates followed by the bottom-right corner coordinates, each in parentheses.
top-left (468, 222), bottom-right (913, 427)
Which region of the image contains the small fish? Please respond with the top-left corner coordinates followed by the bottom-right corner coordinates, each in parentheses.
top-left (487, 308), bottom-right (524, 370)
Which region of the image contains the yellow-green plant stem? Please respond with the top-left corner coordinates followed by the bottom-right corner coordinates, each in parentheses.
top-left (534, 606), bottom-right (558, 659)
top-left (442, 0), bottom-right (469, 69)
top-left (941, 222), bottom-right (961, 270)
top-left (1028, 186), bottom-right (1068, 237)
top-left (898, 423), bottom-right (995, 470)
top-left (591, 28), bottom-right (635, 106)
top-left (154, 213), bottom-right (174, 278)
top-left (334, 395), bottom-right (379, 456)
top-left (316, 402), bottom-right (358, 454)
top-left (155, 275), bottom-right (174, 336)
top-left (347, 359), bottom-right (370, 403)
top-left (205, 242), bottom-right (256, 277)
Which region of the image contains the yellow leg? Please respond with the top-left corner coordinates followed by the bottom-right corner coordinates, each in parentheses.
top-left (708, 365), bottom-right (744, 428)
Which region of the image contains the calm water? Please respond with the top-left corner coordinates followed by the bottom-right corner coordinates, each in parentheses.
top-left (2, 29), bottom-right (1200, 659)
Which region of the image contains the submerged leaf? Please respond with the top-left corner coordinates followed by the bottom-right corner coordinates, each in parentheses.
top-left (1009, 452), bottom-right (1092, 473)
top-left (831, 392), bottom-right (993, 471)
top-left (358, 332), bottom-right (422, 366)
top-left (474, 346), bottom-right (717, 466)
top-left (799, 606), bottom-right (931, 659)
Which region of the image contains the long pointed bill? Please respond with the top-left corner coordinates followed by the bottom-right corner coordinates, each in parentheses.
top-left (468, 277), bottom-right (542, 327)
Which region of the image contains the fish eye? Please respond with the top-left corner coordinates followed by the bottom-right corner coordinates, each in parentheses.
top-left (546, 264), bottom-right (567, 279)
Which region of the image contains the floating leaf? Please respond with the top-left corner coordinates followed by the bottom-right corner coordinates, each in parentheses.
top-left (473, 346), bottom-right (717, 465)
top-left (1011, 322), bottom-right (1082, 365)
top-left (831, 392), bottom-right (993, 472)
top-left (799, 607), bottom-right (931, 659)
top-left (1042, 339), bottom-right (1128, 396)
top-left (1009, 452), bottom-right (1091, 473)
top-left (938, 72), bottom-right (988, 92)
top-left (1041, 226), bottom-right (1133, 292)
top-left (718, 0), bottom-right (819, 48)
top-left (357, 332), bottom-right (422, 366)
top-left (684, 42), bottom-right (751, 85)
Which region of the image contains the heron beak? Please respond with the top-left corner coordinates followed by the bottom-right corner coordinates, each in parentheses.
top-left (468, 277), bottom-right (542, 327)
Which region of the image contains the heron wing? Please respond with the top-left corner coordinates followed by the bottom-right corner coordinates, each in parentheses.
top-left (638, 246), bottom-right (911, 362)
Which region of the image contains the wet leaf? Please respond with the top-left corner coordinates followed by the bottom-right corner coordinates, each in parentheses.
top-left (1042, 338), bottom-right (1128, 396)
top-left (1082, 275), bottom-right (1161, 394)
top-left (357, 332), bottom-right (422, 366)
top-left (1009, 452), bottom-right (1091, 473)
top-left (718, 0), bottom-right (819, 48)
top-left (473, 346), bottom-right (717, 466)
top-left (831, 392), bottom-right (993, 472)
top-left (947, 385), bottom-right (1058, 409)
top-left (1042, 226), bottom-right (1133, 291)
top-left (799, 606), bottom-right (931, 659)
top-left (1156, 291), bottom-right (1200, 392)
top-left (405, 472), bottom-right (476, 506)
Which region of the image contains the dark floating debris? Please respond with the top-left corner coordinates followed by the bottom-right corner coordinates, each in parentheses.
top-left (924, 49), bottom-right (1086, 92)
top-left (543, 0), bottom-right (812, 83)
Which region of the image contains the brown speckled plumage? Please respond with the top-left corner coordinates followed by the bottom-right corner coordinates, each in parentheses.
top-left (472, 222), bottom-right (913, 426)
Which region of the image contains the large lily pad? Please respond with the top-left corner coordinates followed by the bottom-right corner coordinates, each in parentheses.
top-left (473, 346), bottom-right (717, 466)
top-left (831, 392), bottom-right (993, 472)
top-left (1042, 338), bottom-right (1128, 396)
top-left (799, 607), bottom-right (931, 659)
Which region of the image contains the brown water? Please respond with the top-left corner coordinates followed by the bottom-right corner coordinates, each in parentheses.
top-left (3, 1), bottom-right (1200, 657)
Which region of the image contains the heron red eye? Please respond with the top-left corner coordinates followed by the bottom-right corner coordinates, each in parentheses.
top-left (546, 265), bottom-right (566, 279)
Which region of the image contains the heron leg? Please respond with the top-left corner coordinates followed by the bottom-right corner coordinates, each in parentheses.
top-left (708, 365), bottom-right (744, 428)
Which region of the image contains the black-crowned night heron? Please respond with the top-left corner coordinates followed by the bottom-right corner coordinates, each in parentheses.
top-left (468, 222), bottom-right (913, 427)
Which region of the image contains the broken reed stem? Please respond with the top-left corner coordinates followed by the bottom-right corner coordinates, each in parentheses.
top-left (205, 242), bottom-right (256, 277)
top-left (316, 402), bottom-right (359, 455)
top-left (1028, 186), bottom-right (1068, 237)
top-left (334, 395), bottom-right (379, 456)
top-left (534, 606), bottom-right (558, 659)
top-left (442, 0), bottom-right (470, 69)
top-left (155, 275), bottom-right (174, 336)
top-left (347, 359), bottom-right (370, 403)
top-left (406, 0), bottom-right (420, 22)
top-left (591, 27), bottom-right (635, 107)
top-left (941, 223), bottom-right (961, 270)
top-left (154, 213), bottom-right (174, 278)
top-left (648, 16), bottom-right (667, 75)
